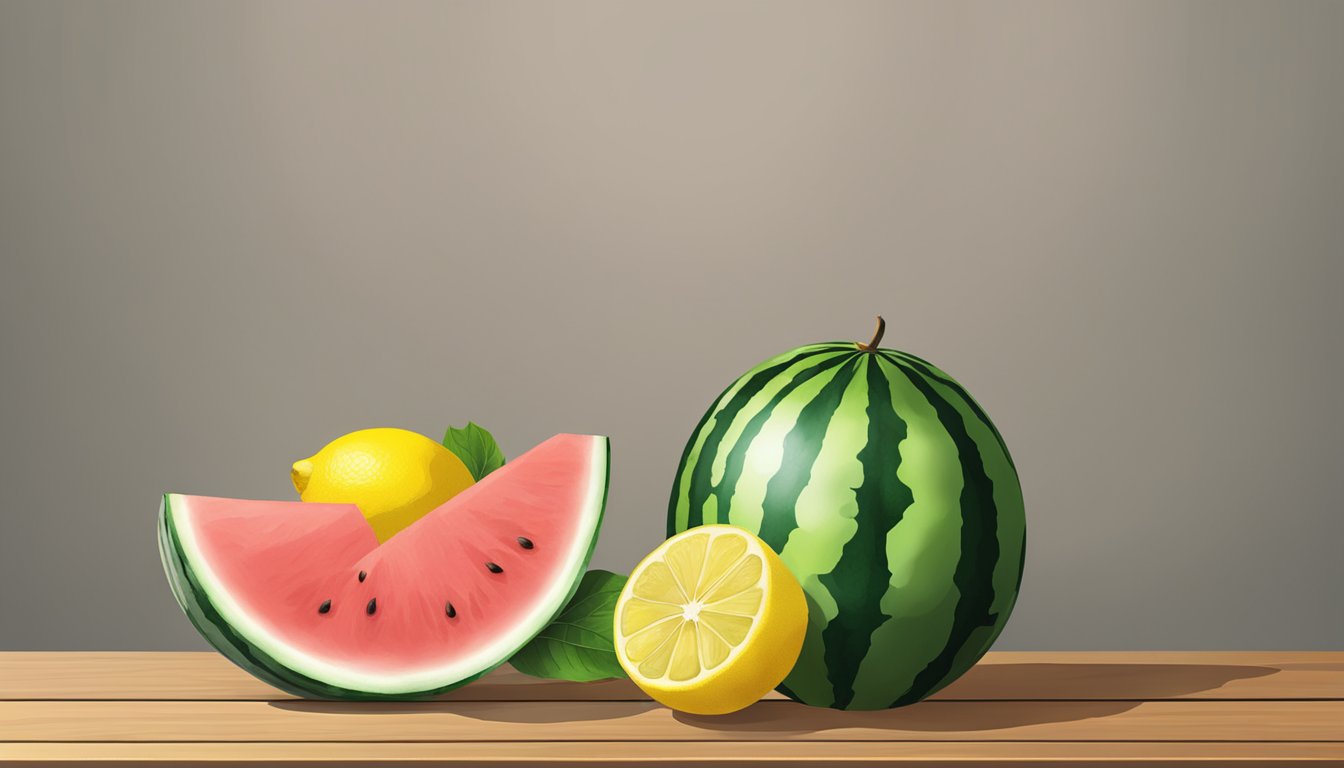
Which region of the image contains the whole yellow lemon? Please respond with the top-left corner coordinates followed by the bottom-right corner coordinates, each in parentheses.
top-left (291, 428), bottom-right (474, 542)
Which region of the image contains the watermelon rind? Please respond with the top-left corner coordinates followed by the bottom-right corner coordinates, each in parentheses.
top-left (158, 435), bottom-right (610, 700)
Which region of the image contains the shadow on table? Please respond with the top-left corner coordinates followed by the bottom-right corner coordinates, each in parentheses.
top-left (673, 699), bottom-right (1141, 733)
top-left (266, 662), bottom-right (1276, 731)
top-left (267, 697), bottom-right (661, 723)
top-left (674, 661), bottom-right (1277, 733)
top-left (938, 661), bottom-right (1277, 701)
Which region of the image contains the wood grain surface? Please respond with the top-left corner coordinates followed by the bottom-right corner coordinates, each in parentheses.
top-left (2, 652), bottom-right (1341, 766)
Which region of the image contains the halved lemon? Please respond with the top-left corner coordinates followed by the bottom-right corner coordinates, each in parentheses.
top-left (614, 525), bottom-right (807, 715)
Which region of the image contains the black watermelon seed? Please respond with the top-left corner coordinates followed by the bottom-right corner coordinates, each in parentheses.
top-left (366, 598), bottom-right (377, 615)
top-left (445, 602), bottom-right (457, 618)
top-left (486, 562), bottom-right (503, 574)
top-left (358, 570), bottom-right (367, 582)
top-left (516, 536), bottom-right (534, 550)
top-left (318, 600), bottom-right (331, 614)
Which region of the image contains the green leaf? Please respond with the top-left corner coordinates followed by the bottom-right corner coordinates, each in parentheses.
top-left (510, 569), bottom-right (628, 682)
top-left (442, 422), bottom-right (506, 481)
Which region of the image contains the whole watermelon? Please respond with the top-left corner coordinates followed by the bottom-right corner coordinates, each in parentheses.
top-left (667, 319), bottom-right (1025, 710)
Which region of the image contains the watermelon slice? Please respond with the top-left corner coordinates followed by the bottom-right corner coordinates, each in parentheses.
top-left (158, 433), bottom-right (609, 699)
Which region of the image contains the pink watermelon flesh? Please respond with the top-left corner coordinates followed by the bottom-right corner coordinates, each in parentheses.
top-left (167, 433), bottom-right (607, 692)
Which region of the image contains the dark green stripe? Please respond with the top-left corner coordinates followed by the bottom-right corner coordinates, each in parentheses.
top-left (668, 386), bottom-right (737, 536)
top-left (886, 350), bottom-right (1024, 670)
top-left (817, 355), bottom-right (914, 709)
top-left (756, 357), bottom-right (863, 552)
top-left (888, 350), bottom-right (1016, 472)
top-left (881, 356), bottom-right (1001, 707)
top-left (670, 347), bottom-right (837, 534)
top-left (695, 352), bottom-right (856, 531)
top-left (1016, 531), bottom-right (1027, 592)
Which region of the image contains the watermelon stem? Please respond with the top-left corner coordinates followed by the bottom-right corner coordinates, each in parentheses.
top-left (856, 316), bottom-right (886, 353)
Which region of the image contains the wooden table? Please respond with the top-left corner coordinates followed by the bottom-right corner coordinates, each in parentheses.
top-left (1, 652), bottom-right (1341, 766)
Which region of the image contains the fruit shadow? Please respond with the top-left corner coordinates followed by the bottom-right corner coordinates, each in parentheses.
top-left (267, 698), bottom-right (657, 723)
top-left (672, 662), bottom-right (1277, 733)
top-left (265, 663), bottom-right (1275, 731)
top-left (943, 661), bottom-right (1278, 702)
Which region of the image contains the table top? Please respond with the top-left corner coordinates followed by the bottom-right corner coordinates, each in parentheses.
top-left (2, 651), bottom-right (1341, 765)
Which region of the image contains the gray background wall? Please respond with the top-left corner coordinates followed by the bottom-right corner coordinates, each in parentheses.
top-left (2, 1), bottom-right (1341, 651)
